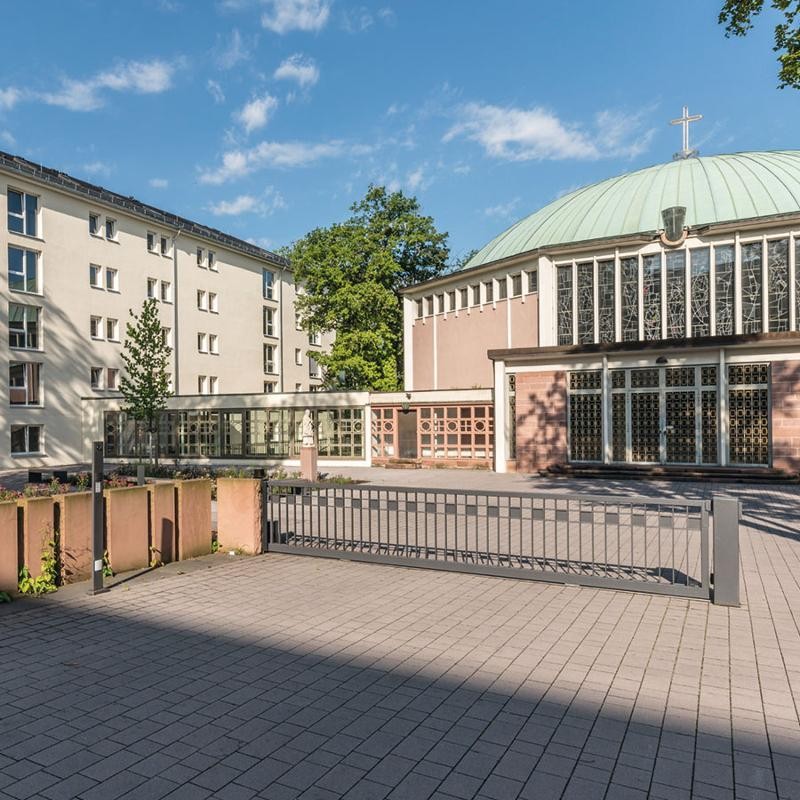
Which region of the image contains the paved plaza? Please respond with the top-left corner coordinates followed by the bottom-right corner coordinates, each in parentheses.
top-left (1, 472), bottom-right (799, 799)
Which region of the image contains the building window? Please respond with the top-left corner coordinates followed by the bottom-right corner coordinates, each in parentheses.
top-left (264, 307), bottom-right (275, 337)
top-left (90, 264), bottom-right (103, 289)
top-left (309, 331), bottom-right (321, 346)
top-left (11, 424), bottom-right (42, 455)
top-left (198, 375), bottom-right (208, 395)
top-left (690, 248), bottom-right (711, 337)
top-left (208, 251), bottom-right (217, 271)
top-left (715, 244), bottom-right (735, 336)
top-left (10, 304), bottom-right (40, 349)
top-left (741, 241), bottom-right (763, 335)
top-left (484, 281), bottom-right (494, 303)
top-left (415, 299), bottom-right (423, 318)
top-left (209, 334), bottom-right (219, 355)
top-left (160, 280), bottom-right (172, 303)
top-left (497, 278), bottom-right (507, 301)
top-left (197, 290), bottom-right (207, 311)
top-left (767, 238), bottom-right (790, 332)
top-left (309, 356), bottom-right (320, 379)
top-left (198, 333), bottom-right (208, 353)
top-left (197, 247), bottom-right (205, 267)
top-left (89, 213), bottom-right (100, 236)
top-left (263, 344), bottom-right (276, 374)
top-left (90, 316), bottom-right (102, 339)
top-left (209, 376), bottom-right (218, 394)
top-left (9, 362), bottom-right (41, 406)
top-left (8, 246), bottom-right (40, 294)
top-left (264, 381), bottom-right (276, 393)
top-left (295, 309), bottom-right (303, 330)
top-left (105, 218), bottom-right (116, 240)
top-left (263, 269), bottom-right (275, 300)
top-left (665, 250), bottom-right (686, 339)
top-left (556, 265), bottom-right (573, 345)
top-left (295, 383), bottom-right (303, 392)
top-left (295, 348), bottom-right (302, 366)
top-left (511, 274), bottom-right (522, 297)
top-left (459, 287), bottom-right (468, 309)
top-left (105, 267), bottom-right (119, 292)
top-left (107, 368), bottom-right (119, 391)
top-left (436, 293), bottom-right (445, 314)
top-left (147, 232), bottom-right (156, 252)
top-left (447, 290), bottom-right (456, 312)
top-left (471, 284), bottom-right (480, 305)
top-left (621, 256), bottom-right (639, 341)
top-left (147, 277), bottom-right (157, 299)
top-left (425, 296), bottom-right (434, 315)
top-left (576, 262), bottom-right (593, 344)
top-left (209, 292), bottom-right (218, 313)
top-left (598, 260), bottom-right (615, 344)
top-left (160, 236), bottom-right (169, 256)
top-left (161, 327), bottom-right (172, 347)
top-left (527, 270), bottom-right (538, 293)
top-left (90, 366), bottom-right (104, 390)
top-left (7, 189), bottom-right (38, 237)
top-left (106, 318), bottom-right (119, 341)
top-left (642, 253), bottom-right (662, 340)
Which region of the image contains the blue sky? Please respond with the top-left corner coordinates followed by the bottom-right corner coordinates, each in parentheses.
top-left (1, 0), bottom-right (796, 260)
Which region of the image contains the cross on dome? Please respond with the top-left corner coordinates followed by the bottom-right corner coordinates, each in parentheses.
top-left (670, 106), bottom-right (702, 160)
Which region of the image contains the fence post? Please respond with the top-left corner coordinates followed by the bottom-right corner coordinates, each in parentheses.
top-left (89, 441), bottom-right (107, 595)
top-left (261, 480), bottom-right (272, 551)
top-left (712, 494), bottom-right (740, 607)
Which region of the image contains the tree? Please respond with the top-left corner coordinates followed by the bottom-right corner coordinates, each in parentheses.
top-left (119, 298), bottom-right (172, 460)
top-left (719, 1), bottom-right (800, 88)
top-left (289, 185), bottom-right (450, 391)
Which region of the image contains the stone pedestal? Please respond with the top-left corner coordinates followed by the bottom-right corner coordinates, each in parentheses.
top-left (300, 446), bottom-right (318, 482)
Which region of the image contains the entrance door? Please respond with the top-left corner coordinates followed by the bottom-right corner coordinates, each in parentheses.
top-left (664, 389), bottom-right (696, 463)
top-left (630, 391), bottom-right (660, 462)
top-left (398, 410), bottom-right (418, 459)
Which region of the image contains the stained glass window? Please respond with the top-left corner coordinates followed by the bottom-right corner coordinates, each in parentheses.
top-left (642, 253), bottom-right (662, 340)
top-left (715, 244), bottom-right (735, 335)
top-left (690, 248), bottom-right (711, 337)
top-left (621, 256), bottom-right (639, 341)
top-left (796, 239), bottom-right (800, 331)
top-left (741, 241), bottom-right (763, 334)
top-left (666, 250), bottom-right (686, 338)
top-left (557, 265), bottom-right (573, 345)
top-left (767, 238), bottom-right (789, 332)
top-left (577, 262), bottom-right (594, 344)
top-left (598, 260), bottom-right (615, 343)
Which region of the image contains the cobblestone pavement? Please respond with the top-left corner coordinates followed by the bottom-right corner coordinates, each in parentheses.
top-left (1, 473), bottom-right (799, 800)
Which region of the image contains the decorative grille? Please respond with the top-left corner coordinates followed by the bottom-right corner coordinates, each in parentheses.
top-left (715, 244), bottom-right (735, 336)
top-left (741, 241), bottom-right (763, 334)
top-left (642, 254), bottom-right (662, 340)
top-left (569, 394), bottom-right (602, 462)
top-left (767, 238), bottom-right (789, 332)
top-left (621, 256), bottom-right (639, 341)
top-left (690, 248), bottom-right (711, 337)
top-left (598, 260), bottom-right (615, 343)
top-left (557, 266), bottom-right (574, 345)
top-left (577, 262), bottom-right (594, 344)
top-left (728, 363), bottom-right (769, 465)
top-left (666, 250), bottom-right (686, 338)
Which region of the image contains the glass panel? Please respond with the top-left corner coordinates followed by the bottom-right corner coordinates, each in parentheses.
top-left (10, 425), bottom-right (26, 454)
top-left (25, 251), bottom-right (37, 293)
top-left (569, 371), bottom-right (601, 390)
top-left (569, 395), bottom-right (602, 462)
top-left (630, 392), bottom-right (660, 462)
top-left (665, 250), bottom-right (686, 338)
top-left (597, 260), bottom-right (614, 343)
top-left (25, 195), bottom-right (37, 236)
top-left (556, 266), bottom-right (573, 345)
top-left (621, 256), bottom-right (639, 341)
top-left (642, 253), bottom-right (662, 340)
top-left (690, 248), bottom-right (711, 337)
top-left (8, 246), bottom-right (23, 291)
top-left (767, 238), bottom-right (789, 332)
top-left (27, 425), bottom-right (40, 453)
top-left (741, 241), bottom-right (763, 334)
top-left (715, 244), bottom-right (735, 335)
top-left (665, 390), bottom-right (696, 463)
top-left (576, 262), bottom-right (594, 344)
top-left (7, 190), bottom-right (23, 234)
top-left (611, 393), bottom-right (626, 461)
top-left (701, 390), bottom-right (718, 464)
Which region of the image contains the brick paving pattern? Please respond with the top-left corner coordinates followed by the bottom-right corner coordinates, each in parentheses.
top-left (1, 472), bottom-right (799, 799)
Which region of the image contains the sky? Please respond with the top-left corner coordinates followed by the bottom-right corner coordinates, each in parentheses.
top-left (1, 0), bottom-right (797, 261)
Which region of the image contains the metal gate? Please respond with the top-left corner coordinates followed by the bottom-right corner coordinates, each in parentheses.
top-left (262, 480), bottom-right (740, 604)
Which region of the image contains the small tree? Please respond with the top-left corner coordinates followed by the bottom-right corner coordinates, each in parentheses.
top-left (119, 298), bottom-right (172, 462)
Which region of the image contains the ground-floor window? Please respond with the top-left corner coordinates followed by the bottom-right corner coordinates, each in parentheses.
top-left (104, 407), bottom-right (366, 461)
top-left (567, 362), bottom-right (770, 467)
top-left (11, 424), bottom-right (42, 455)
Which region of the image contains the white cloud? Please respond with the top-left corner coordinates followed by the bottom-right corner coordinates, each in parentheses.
top-left (199, 139), bottom-right (344, 184)
top-left (81, 161), bottom-right (112, 177)
top-left (444, 102), bottom-right (655, 162)
top-left (0, 87), bottom-right (20, 111)
top-left (484, 198), bottom-right (520, 218)
top-left (261, 0), bottom-right (330, 33)
top-left (341, 5), bottom-right (394, 31)
top-left (406, 165), bottom-right (428, 192)
top-left (216, 28), bottom-right (252, 69)
top-left (207, 79), bottom-right (226, 104)
top-left (149, 177), bottom-right (169, 189)
top-left (208, 188), bottom-right (285, 216)
top-left (0, 130), bottom-right (15, 148)
top-left (236, 93), bottom-right (279, 134)
top-left (274, 54), bottom-right (319, 88)
top-left (41, 59), bottom-right (176, 111)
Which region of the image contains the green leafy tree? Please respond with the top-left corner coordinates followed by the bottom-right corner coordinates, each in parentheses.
top-left (719, 1), bottom-right (800, 88)
top-left (290, 185), bottom-right (450, 391)
top-left (119, 298), bottom-right (172, 459)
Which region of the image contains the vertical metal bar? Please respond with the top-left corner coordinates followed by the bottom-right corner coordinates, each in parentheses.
top-left (685, 505), bottom-right (690, 586)
top-left (700, 501), bottom-right (710, 597)
top-left (89, 442), bottom-right (106, 595)
top-left (712, 495), bottom-right (740, 606)
top-left (670, 503), bottom-right (676, 585)
top-left (443, 491), bottom-right (448, 560)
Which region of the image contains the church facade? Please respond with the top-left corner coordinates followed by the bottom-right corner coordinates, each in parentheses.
top-left (402, 150), bottom-right (800, 476)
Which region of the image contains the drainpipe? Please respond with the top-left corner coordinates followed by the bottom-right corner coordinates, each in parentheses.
top-left (279, 265), bottom-right (286, 393)
top-left (171, 228), bottom-right (183, 394)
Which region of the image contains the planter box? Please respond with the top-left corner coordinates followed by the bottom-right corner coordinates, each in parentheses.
top-left (20, 497), bottom-right (56, 580)
top-left (60, 492), bottom-right (93, 583)
top-left (0, 501), bottom-right (18, 592)
top-left (106, 485), bottom-right (150, 573)
top-left (176, 479), bottom-right (212, 560)
top-left (216, 478), bottom-right (263, 554)
top-left (149, 483), bottom-right (176, 565)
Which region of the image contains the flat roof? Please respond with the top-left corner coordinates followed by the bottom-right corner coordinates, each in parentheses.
top-left (0, 150), bottom-right (289, 268)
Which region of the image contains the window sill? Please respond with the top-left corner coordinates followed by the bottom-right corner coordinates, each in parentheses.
top-left (10, 404), bottom-right (43, 409)
top-left (106, 237), bottom-right (120, 244)
top-left (9, 346), bottom-right (43, 353)
top-left (9, 289), bottom-right (43, 298)
top-left (8, 231), bottom-right (44, 243)
top-left (11, 452), bottom-right (46, 458)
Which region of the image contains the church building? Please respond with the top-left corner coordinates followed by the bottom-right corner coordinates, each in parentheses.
top-left (402, 120), bottom-right (800, 476)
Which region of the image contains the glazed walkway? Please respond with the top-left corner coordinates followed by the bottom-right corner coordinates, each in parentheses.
top-left (1, 472), bottom-right (799, 799)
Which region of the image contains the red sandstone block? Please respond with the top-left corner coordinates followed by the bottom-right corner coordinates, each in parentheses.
top-left (106, 486), bottom-right (150, 573)
top-left (60, 492), bottom-right (93, 583)
top-left (0, 501), bottom-right (18, 592)
top-left (149, 483), bottom-right (176, 564)
top-left (176, 479), bottom-right (212, 560)
top-left (21, 497), bottom-right (56, 580)
top-left (217, 479), bottom-right (262, 555)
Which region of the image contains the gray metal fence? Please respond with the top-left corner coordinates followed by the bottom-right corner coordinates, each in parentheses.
top-left (263, 480), bottom-right (740, 604)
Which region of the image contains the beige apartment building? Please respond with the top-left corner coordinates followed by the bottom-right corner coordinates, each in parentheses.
top-left (1, 151), bottom-right (328, 468)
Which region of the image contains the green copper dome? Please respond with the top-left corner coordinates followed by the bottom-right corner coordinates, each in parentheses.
top-left (465, 151), bottom-right (800, 269)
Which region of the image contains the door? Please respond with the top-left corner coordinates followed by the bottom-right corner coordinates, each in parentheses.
top-left (630, 391), bottom-right (660, 462)
top-left (398, 410), bottom-right (418, 459)
top-left (664, 390), bottom-right (696, 463)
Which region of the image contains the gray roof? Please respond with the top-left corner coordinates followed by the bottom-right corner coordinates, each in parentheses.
top-left (0, 150), bottom-right (288, 267)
